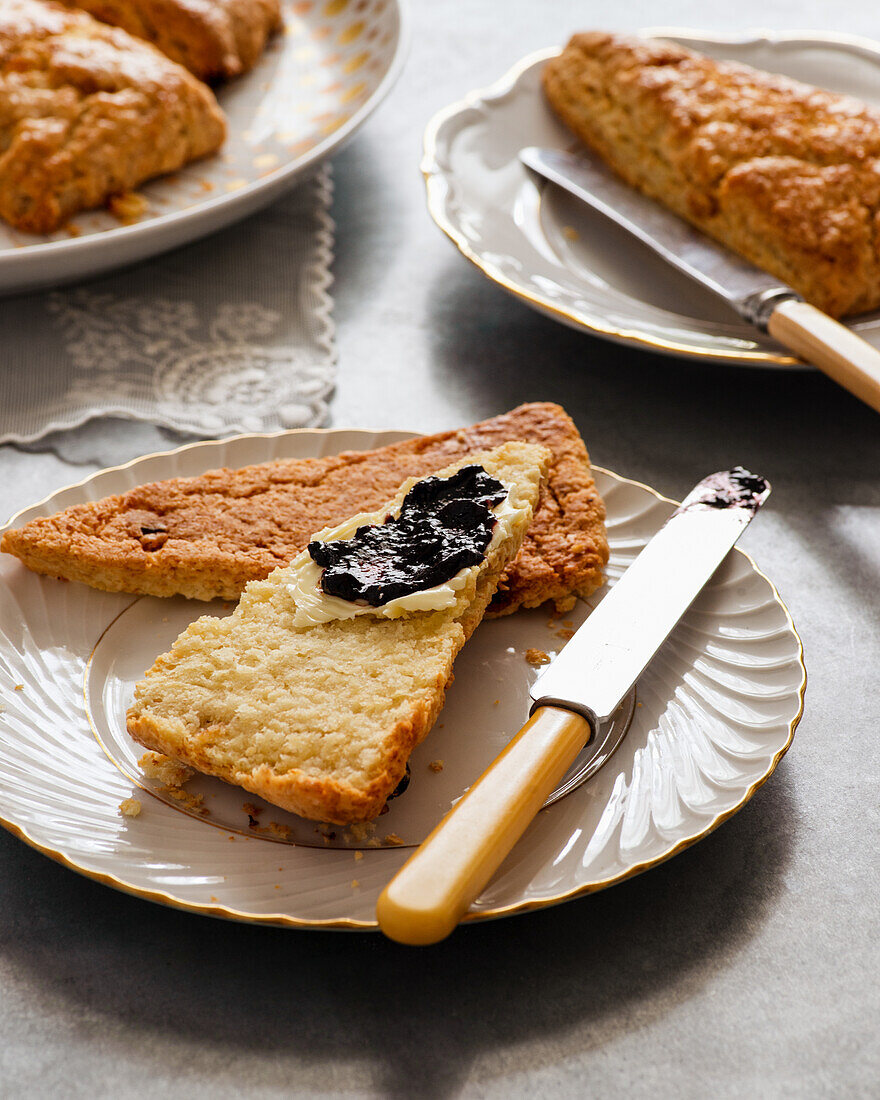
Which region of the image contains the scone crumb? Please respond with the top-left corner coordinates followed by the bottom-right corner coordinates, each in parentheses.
top-left (163, 787), bottom-right (206, 813)
top-left (63, 223), bottom-right (81, 238)
top-left (383, 833), bottom-right (404, 846)
top-left (14, 684), bottom-right (23, 691)
top-left (118, 798), bottom-right (141, 817)
top-left (242, 802), bottom-right (262, 817)
top-left (553, 595), bottom-right (578, 614)
top-left (428, 760), bottom-right (444, 773)
top-left (346, 821), bottom-right (376, 844)
top-left (266, 821), bottom-right (292, 840)
top-left (351, 879), bottom-right (360, 889)
top-left (108, 191), bottom-right (149, 224)
top-left (209, 895), bottom-right (219, 902)
top-left (525, 648), bottom-right (551, 666)
top-left (354, 850), bottom-right (364, 861)
top-left (139, 752), bottom-right (193, 787)
top-left (562, 225), bottom-right (579, 241)
top-left (556, 628), bottom-right (576, 642)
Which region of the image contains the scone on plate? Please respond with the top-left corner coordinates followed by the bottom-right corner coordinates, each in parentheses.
top-left (60, 0), bottom-right (282, 81)
top-left (544, 32), bottom-right (880, 318)
top-left (1, 402), bottom-right (608, 615)
top-left (126, 443), bottom-right (550, 824)
top-left (0, 0), bottom-right (226, 233)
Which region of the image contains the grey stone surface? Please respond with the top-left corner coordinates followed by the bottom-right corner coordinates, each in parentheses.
top-left (1, 2), bottom-right (878, 1097)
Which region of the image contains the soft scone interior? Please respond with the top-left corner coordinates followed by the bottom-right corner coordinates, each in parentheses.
top-left (126, 443), bottom-right (550, 824)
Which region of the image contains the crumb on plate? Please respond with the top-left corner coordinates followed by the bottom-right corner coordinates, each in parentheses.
top-left (118, 797), bottom-right (141, 817)
top-left (139, 751), bottom-right (193, 787)
top-left (107, 191), bottom-right (149, 224)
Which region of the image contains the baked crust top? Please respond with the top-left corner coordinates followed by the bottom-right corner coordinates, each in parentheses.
top-left (544, 32), bottom-right (880, 317)
top-left (1, 403), bottom-right (608, 615)
top-left (0, 0), bottom-right (226, 233)
top-left (60, 0), bottom-right (282, 81)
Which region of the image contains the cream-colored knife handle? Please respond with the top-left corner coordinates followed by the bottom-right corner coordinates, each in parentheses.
top-left (768, 299), bottom-right (880, 413)
top-left (376, 706), bottom-right (590, 945)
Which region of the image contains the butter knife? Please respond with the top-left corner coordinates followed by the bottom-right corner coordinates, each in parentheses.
top-left (520, 146), bottom-right (880, 415)
top-left (376, 468), bottom-right (770, 944)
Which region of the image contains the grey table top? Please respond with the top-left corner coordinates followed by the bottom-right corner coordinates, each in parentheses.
top-left (1, 3), bottom-right (878, 1098)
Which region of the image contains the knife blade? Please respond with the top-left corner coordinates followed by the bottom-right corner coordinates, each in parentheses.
top-left (530, 466), bottom-right (770, 727)
top-left (376, 468), bottom-right (770, 945)
top-left (520, 146), bottom-right (880, 414)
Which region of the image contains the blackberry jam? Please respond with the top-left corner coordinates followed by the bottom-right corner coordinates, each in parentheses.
top-left (308, 466), bottom-right (507, 606)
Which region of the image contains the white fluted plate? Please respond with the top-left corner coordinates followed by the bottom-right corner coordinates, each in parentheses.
top-left (0, 429), bottom-right (805, 929)
top-left (424, 28), bottom-right (880, 366)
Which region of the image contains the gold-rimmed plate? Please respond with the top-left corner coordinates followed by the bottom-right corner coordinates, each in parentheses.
top-left (0, 428), bottom-right (805, 929)
top-left (423, 29), bottom-right (880, 367)
top-left (0, 0), bottom-right (407, 294)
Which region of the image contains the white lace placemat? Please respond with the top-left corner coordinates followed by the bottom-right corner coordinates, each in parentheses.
top-left (0, 166), bottom-right (335, 444)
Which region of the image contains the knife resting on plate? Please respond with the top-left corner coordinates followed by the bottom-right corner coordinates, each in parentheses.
top-left (520, 146), bottom-right (880, 415)
top-left (376, 468), bottom-right (770, 944)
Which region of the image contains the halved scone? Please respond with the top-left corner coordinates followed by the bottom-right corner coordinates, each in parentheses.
top-left (1, 403), bottom-right (608, 615)
top-left (126, 443), bottom-right (549, 824)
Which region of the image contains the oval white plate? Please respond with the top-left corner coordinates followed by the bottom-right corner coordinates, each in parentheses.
top-left (0, 429), bottom-right (805, 929)
top-left (423, 28), bottom-right (880, 367)
top-left (0, 0), bottom-right (407, 294)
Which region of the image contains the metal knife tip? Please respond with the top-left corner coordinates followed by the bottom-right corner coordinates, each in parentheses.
top-left (675, 467), bottom-right (771, 515)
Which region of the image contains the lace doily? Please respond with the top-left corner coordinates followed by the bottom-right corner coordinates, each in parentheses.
top-left (0, 166), bottom-right (335, 443)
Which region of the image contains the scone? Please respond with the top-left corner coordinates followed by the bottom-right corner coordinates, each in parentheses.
top-left (126, 443), bottom-right (549, 824)
top-left (0, 0), bottom-right (226, 233)
top-left (1, 402), bottom-right (608, 615)
top-left (60, 0), bottom-right (282, 81)
top-left (543, 32), bottom-right (880, 318)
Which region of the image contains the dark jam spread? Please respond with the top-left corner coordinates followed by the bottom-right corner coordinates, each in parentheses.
top-left (308, 466), bottom-right (507, 606)
top-left (675, 467), bottom-right (769, 515)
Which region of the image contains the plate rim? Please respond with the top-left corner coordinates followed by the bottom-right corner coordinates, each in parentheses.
top-left (0, 0), bottom-right (410, 280)
top-left (0, 427), bottom-right (807, 930)
top-left (422, 27), bottom-right (880, 367)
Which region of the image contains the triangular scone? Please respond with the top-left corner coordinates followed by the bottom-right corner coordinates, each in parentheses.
top-left (0, 0), bottom-right (226, 234)
top-left (126, 443), bottom-right (550, 824)
top-left (60, 0), bottom-right (282, 82)
top-left (544, 33), bottom-right (880, 317)
top-left (1, 403), bottom-right (607, 615)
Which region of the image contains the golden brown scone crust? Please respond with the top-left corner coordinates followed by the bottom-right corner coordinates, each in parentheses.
top-left (1, 403), bottom-right (608, 615)
top-left (61, 0), bottom-right (282, 81)
top-left (543, 32), bottom-right (880, 318)
top-left (0, 0), bottom-right (226, 234)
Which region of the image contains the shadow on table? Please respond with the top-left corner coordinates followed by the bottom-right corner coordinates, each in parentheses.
top-left (421, 256), bottom-right (880, 505)
top-left (0, 773), bottom-right (795, 1098)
